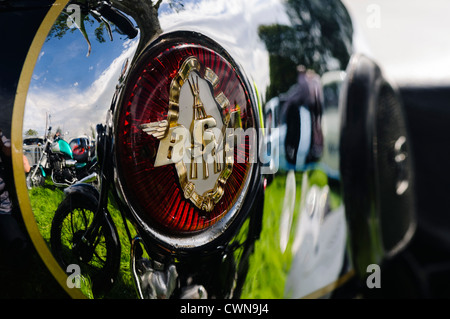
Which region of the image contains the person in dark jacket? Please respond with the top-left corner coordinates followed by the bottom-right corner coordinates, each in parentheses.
top-left (283, 65), bottom-right (310, 169)
top-left (283, 65), bottom-right (324, 169)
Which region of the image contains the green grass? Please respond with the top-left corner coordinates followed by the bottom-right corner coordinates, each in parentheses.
top-left (241, 172), bottom-right (303, 298)
top-left (28, 181), bottom-right (65, 239)
top-left (241, 169), bottom-right (341, 298)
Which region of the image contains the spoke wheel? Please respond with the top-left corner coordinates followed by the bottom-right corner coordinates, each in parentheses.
top-left (50, 195), bottom-right (120, 297)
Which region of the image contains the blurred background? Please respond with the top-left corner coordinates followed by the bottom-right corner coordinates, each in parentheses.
top-left (344, 0), bottom-right (450, 298)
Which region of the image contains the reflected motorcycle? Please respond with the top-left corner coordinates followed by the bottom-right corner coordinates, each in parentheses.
top-left (26, 126), bottom-right (98, 189)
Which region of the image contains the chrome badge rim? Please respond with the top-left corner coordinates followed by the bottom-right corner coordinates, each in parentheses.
top-left (113, 33), bottom-right (259, 250)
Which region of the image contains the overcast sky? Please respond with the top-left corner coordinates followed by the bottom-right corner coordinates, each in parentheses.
top-left (342, 0), bottom-right (450, 86)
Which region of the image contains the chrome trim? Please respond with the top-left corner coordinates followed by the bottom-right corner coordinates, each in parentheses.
top-left (131, 237), bottom-right (178, 299)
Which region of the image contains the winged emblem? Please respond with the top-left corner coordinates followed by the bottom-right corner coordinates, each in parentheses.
top-left (139, 56), bottom-right (241, 212)
top-left (141, 120), bottom-right (169, 140)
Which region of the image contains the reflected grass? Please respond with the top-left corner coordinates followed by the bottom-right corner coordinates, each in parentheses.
top-left (241, 172), bottom-right (304, 298)
top-left (27, 171), bottom-right (333, 299)
top-left (241, 169), bottom-right (336, 298)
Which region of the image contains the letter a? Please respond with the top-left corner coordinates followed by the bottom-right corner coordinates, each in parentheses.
top-left (66, 264), bottom-right (81, 289)
top-left (366, 4), bottom-right (381, 29)
top-left (366, 264), bottom-right (381, 288)
top-left (66, 4), bottom-right (81, 29)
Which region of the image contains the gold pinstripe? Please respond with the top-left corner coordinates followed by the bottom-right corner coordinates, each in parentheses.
top-left (11, 0), bottom-right (85, 299)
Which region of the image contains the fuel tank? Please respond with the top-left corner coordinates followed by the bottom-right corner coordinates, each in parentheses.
top-left (0, 0), bottom-right (416, 300)
top-left (51, 139), bottom-right (73, 159)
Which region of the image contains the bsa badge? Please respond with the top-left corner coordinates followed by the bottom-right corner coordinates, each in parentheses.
top-left (117, 39), bottom-right (255, 234)
top-left (140, 57), bottom-right (241, 212)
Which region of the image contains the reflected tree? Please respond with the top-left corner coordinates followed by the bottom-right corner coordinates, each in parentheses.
top-left (24, 129), bottom-right (39, 137)
top-left (46, 0), bottom-right (184, 57)
top-left (47, 12), bottom-right (113, 43)
top-left (258, 0), bottom-right (353, 101)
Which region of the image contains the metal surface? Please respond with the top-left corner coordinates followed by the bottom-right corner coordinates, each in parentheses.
top-left (1, 0), bottom-right (419, 299)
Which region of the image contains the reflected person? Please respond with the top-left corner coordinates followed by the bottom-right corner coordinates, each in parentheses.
top-left (283, 65), bottom-right (324, 169)
top-left (305, 69), bottom-right (324, 164)
top-left (0, 131), bottom-right (29, 269)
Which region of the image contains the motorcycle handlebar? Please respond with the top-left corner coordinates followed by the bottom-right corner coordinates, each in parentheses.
top-left (96, 3), bottom-right (138, 39)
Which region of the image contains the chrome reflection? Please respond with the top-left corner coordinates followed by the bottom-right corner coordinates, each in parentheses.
top-left (21, 0), bottom-right (363, 300)
top-left (286, 174), bottom-right (347, 299)
top-left (249, 0), bottom-right (355, 299)
top-left (23, 0), bottom-right (141, 298)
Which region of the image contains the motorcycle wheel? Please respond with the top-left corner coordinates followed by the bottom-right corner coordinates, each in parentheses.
top-left (50, 194), bottom-right (121, 297)
top-left (26, 166), bottom-right (45, 189)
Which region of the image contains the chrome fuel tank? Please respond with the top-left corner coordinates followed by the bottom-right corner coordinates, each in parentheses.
top-left (1, 0), bottom-right (416, 299)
